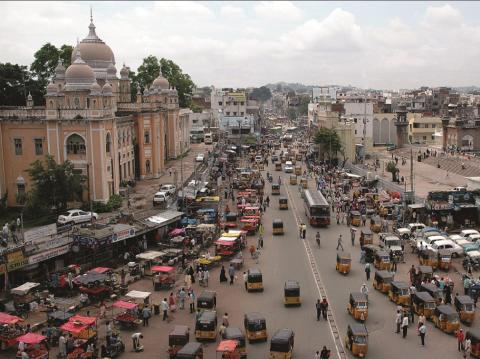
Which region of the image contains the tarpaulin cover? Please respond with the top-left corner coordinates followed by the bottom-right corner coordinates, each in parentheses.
top-left (0, 312), bottom-right (23, 324)
top-left (151, 266), bottom-right (175, 273)
top-left (112, 301), bottom-right (138, 310)
top-left (69, 315), bottom-right (97, 326)
top-left (16, 333), bottom-right (46, 344)
top-left (216, 340), bottom-right (238, 352)
top-left (215, 240), bottom-right (235, 246)
top-left (169, 228), bottom-right (185, 236)
top-left (89, 267), bottom-right (111, 274)
top-left (60, 322), bottom-right (88, 334)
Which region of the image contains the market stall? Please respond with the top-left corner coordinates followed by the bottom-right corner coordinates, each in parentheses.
top-left (125, 291), bottom-right (151, 307)
top-left (151, 266), bottom-right (176, 291)
top-left (15, 333), bottom-right (48, 359)
top-left (74, 268), bottom-right (114, 299)
top-left (60, 315), bottom-right (97, 358)
top-left (0, 313), bottom-right (24, 350)
top-left (11, 282), bottom-right (40, 312)
top-left (112, 300), bottom-right (141, 329)
top-left (135, 251), bottom-right (167, 276)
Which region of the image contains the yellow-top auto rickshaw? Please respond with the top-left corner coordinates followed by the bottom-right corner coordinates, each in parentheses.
top-left (432, 305), bottom-right (460, 334)
top-left (420, 283), bottom-right (445, 305)
top-left (279, 197), bottom-right (288, 210)
top-left (438, 249), bottom-right (452, 271)
top-left (455, 295), bottom-right (475, 325)
top-left (300, 177), bottom-right (308, 189)
top-left (269, 329), bottom-right (294, 359)
top-left (336, 252), bottom-right (352, 274)
top-left (275, 162), bottom-right (282, 171)
top-left (176, 342), bottom-right (204, 359)
top-left (289, 175), bottom-right (297, 185)
top-left (197, 291), bottom-right (217, 312)
top-left (417, 265), bottom-right (434, 283)
top-left (351, 211), bottom-right (362, 227)
top-left (284, 280), bottom-right (301, 306)
top-left (373, 270), bottom-right (394, 294)
top-left (345, 323), bottom-right (368, 358)
top-left (294, 166), bottom-right (302, 176)
top-left (419, 249), bottom-right (438, 270)
top-left (195, 310), bottom-right (217, 341)
top-left (168, 325), bottom-right (190, 359)
top-left (244, 312), bottom-right (267, 342)
top-left (466, 329), bottom-right (480, 358)
top-left (360, 229), bottom-right (373, 245)
top-left (247, 268), bottom-right (264, 292)
top-left (370, 216), bottom-right (382, 233)
top-left (222, 328), bottom-right (247, 359)
top-left (388, 281), bottom-right (410, 306)
top-left (272, 219), bottom-right (284, 235)
top-left (374, 251), bottom-right (390, 270)
top-left (412, 291), bottom-right (436, 319)
top-left (348, 292), bottom-right (368, 321)
top-left (271, 183), bottom-right (280, 195)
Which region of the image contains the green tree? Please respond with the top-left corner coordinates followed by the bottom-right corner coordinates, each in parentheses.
top-left (313, 127), bottom-right (342, 161)
top-left (386, 161), bottom-right (398, 182)
top-left (26, 155), bottom-right (85, 213)
top-left (250, 86), bottom-right (272, 102)
top-left (30, 43), bottom-right (73, 83)
top-left (134, 55), bottom-right (160, 93)
top-left (0, 63), bottom-right (45, 106)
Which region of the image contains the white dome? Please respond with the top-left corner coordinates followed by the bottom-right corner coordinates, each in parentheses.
top-left (102, 81), bottom-right (113, 95)
top-left (64, 50), bottom-right (96, 91)
top-left (151, 72), bottom-right (169, 90)
top-left (46, 82), bottom-right (57, 95)
top-left (90, 81), bottom-right (102, 95)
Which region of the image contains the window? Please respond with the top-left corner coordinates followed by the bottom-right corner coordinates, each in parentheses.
top-left (240, 112), bottom-right (244, 116)
top-left (14, 138), bottom-right (22, 155)
top-left (145, 159), bottom-right (151, 174)
top-left (354, 118), bottom-right (358, 123)
top-left (144, 130), bottom-right (150, 144)
top-left (432, 135), bottom-right (435, 140)
top-left (233, 112), bottom-right (237, 116)
top-left (241, 102), bottom-right (244, 106)
top-left (74, 97), bottom-right (80, 108)
top-left (423, 136), bottom-right (427, 140)
top-left (355, 130), bottom-right (357, 135)
top-left (34, 138), bottom-right (43, 155)
top-left (16, 183), bottom-right (25, 204)
top-left (218, 101), bottom-right (222, 106)
top-left (234, 101), bottom-right (237, 105)
top-left (226, 112), bottom-right (230, 116)
top-left (66, 134), bottom-right (86, 155)
top-left (432, 124), bottom-right (436, 128)
top-left (106, 133), bottom-right (111, 153)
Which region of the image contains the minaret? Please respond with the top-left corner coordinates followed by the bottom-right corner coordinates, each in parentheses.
top-left (394, 103), bottom-right (408, 148)
top-left (26, 92), bottom-right (34, 107)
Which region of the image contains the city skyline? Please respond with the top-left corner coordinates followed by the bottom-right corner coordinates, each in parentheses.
top-left (2, 1), bottom-right (480, 89)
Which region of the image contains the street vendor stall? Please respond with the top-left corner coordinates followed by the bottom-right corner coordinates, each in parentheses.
top-left (11, 282), bottom-right (40, 309)
top-left (125, 291), bottom-right (151, 306)
top-left (15, 333), bottom-right (48, 359)
top-left (112, 300), bottom-right (141, 329)
top-left (60, 315), bottom-right (97, 358)
top-left (152, 266), bottom-right (176, 290)
top-left (0, 313), bottom-right (24, 350)
top-left (135, 251), bottom-right (167, 276)
top-left (74, 269), bottom-right (113, 299)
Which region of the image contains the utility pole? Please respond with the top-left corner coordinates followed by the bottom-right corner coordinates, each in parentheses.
top-left (180, 141), bottom-right (184, 211)
top-left (410, 147), bottom-right (414, 204)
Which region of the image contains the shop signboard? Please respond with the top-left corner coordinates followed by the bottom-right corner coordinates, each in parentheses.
top-left (112, 226), bottom-right (136, 243)
top-left (6, 250), bottom-right (29, 271)
top-left (28, 245), bottom-right (70, 265)
top-left (25, 235), bottom-right (72, 254)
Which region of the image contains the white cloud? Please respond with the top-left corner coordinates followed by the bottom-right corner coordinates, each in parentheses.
top-left (219, 5), bottom-right (245, 18)
top-left (423, 4), bottom-right (463, 28)
top-left (253, 1), bottom-right (303, 22)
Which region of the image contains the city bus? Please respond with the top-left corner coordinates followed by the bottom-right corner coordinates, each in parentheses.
top-left (304, 189), bottom-right (330, 226)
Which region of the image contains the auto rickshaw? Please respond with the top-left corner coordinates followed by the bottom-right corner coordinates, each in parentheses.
top-left (222, 328), bottom-right (246, 358)
top-left (455, 295), bottom-right (475, 325)
top-left (269, 329), bottom-right (294, 359)
top-left (275, 163), bottom-right (282, 171)
top-left (363, 244), bottom-right (381, 264)
top-left (247, 268), bottom-right (263, 292)
top-left (432, 305), bottom-right (460, 334)
top-left (300, 177), bottom-right (308, 189)
top-left (417, 265), bottom-right (434, 283)
top-left (351, 211), bottom-right (362, 227)
top-left (466, 329), bottom-right (480, 358)
top-left (289, 175), bottom-right (297, 185)
top-left (437, 249), bottom-right (452, 271)
top-left (216, 339), bottom-right (241, 359)
top-left (412, 291), bottom-right (436, 319)
top-left (195, 310), bottom-right (217, 341)
top-left (373, 270), bottom-right (394, 293)
top-left (244, 312), bottom-right (267, 342)
top-left (176, 342), bottom-right (204, 359)
top-left (388, 281), bottom-right (410, 306)
top-left (374, 251), bottom-right (390, 270)
top-left (345, 323), bottom-right (368, 358)
top-left (225, 213), bottom-right (238, 228)
top-left (336, 252), bottom-right (352, 274)
top-left (420, 283), bottom-right (444, 305)
top-left (294, 166), bottom-right (302, 176)
top-left (168, 325), bottom-right (190, 359)
top-left (370, 215), bottom-right (382, 233)
top-left (279, 197), bottom-right (288, 210)
top-left (419, 249), bottom-right (438, 270)
top-left (272, 183), bottom-right (280, 195)
top-left (197, 291), bottom-right (217, 311)
top-left (348, 292), bottom-right (368, 321)
top-left (284, 280), bottom-right (301, 306)
top-left (360, 229), bottom-right (373, 245)
top-left (272, 219), bottom-right (284, 235)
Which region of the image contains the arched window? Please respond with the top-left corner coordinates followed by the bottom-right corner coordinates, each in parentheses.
top-left (66, 134), bottom-right (86, 155)
top-left (145, 159), bottom-right (151, 174)
top-left (144, 130), bottom-right (150, 144)
top-left (106, 133), bottom-right (111, 153)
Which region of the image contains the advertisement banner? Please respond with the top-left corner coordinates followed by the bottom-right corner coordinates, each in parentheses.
top-left (7, 250), bottom-right (28, 271)
top-left (112, 227), bottom-right (136, 243)
top-left (28, 245), bottom-right (70, 265)
top-left (24, 235), bottom-right (73, 255)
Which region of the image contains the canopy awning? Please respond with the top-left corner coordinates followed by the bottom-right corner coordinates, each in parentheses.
top-left (215, 240), bottom-right (235, 246)
top-left (112, 300), bottom-right (138, 310)
top-left (11, 282), bottom-right (40, 295)
top-left (16, 333), bottom-right (46, 344)
top-left (89, 267), bottom-right (111, 274)
top-left (216, 340), bottom-right (238, 352)
top-left (126, 290), bottom-right (151, 300)
top-left (60, 322), bottom-right (88, 334)
top-left (151, 266), bottom-right (175, 273)
top-left (69, 315), bottom-right (97, 326)
top-left (0, 312), bottom-right (23, 324)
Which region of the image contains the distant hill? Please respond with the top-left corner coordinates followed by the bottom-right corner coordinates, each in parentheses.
top-left (453, 86), bottom-right (480, 94)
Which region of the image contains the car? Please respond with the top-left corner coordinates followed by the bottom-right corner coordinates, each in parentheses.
top-left (195, 153), bottom-right (205, 162)
top-left (255, 155), bottom-right (263, 164)
top-left (460, 229), bottom-right (480, 239)
top-left (153, 191), bottom-right (170, 206)
top-left (284, 161), bottom-right (293, 173)
top-left (430, 240), bottom-right (463, 257)
top-left (160, 184), bottom-right (176, 196)
top-left (271, 155), bottom-right (279, 162)
top-left (58, 209), bottom-right (98, 224)
top-left (417, 235), bottom-right (446, 251)
top-left (408, 223), bottom-right (426, 234)
top-left (464, 241), bottom-right (480, 254)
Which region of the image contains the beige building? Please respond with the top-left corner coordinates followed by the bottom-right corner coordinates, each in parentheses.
top-left (0, 17), bottom-right (184, 206)
top-left (408, 114), bottom-right (442, 145)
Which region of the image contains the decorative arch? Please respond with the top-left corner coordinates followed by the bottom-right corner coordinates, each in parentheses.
top-left (65, 133), bottom-right (86, 155)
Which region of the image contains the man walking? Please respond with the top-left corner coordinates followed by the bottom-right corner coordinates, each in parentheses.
top-left (350, 228), bottom-right (356, 246)
top-left (320, 297), bottom-right (328, 320)
top-left (161, 298), bottom-right (169, 321)
top-left (456, 329), bottom-right (465, 352)
top-left (364, 262), bottom-right (371, 281)
top-left (316, 299), bottom-right (321, 321)
top-left (419, 323), bottom-right (426, 346)
top-left (336, 235), bottom-right (344, 251)
top-left (228, 264), bottom-right (235, 285)
top-left (395, 310), bottom-right (402, 333)
top-left (142, 305), bottom-right (151, 326)
top-left (401, 315), bottom-right (409, 338)
top-left (243, 272), bottom-right (248, 291)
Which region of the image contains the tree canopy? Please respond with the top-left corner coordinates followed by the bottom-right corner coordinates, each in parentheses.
top-left (313, 127), bottom-right (342, 160)
top-left (131, 55), bottom-right (195, 108)
top-left (0, 63), bottom-right (45, 106)
top-left (26, 155), bottom-right (85, 213)
top-left (249, 86), bottom-right (272, 102)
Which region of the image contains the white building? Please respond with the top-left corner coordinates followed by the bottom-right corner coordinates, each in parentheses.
top-left (219, 114), bottom-right (257, 144)
top-left (343, 100), bottom-right (374, 151)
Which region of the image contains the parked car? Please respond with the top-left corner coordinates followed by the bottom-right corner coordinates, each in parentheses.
top-left (417, 235), bottom-right (446, 251)
top-left (160, 184), bottom-right (176, 196)
top-left (153, 191), bottom-right (170, 206)
top-left (195, 153), bottom-right (205, 162)
top-left (58, 209), bottom-right (98, 224)
top-left (460, 229), bottom-right (480, 239)
top-left (430, 240), bottom-right (463, 257)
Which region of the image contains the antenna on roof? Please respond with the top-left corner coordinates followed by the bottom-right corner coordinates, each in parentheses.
top-left (90, 5), bottom-right (93, 22)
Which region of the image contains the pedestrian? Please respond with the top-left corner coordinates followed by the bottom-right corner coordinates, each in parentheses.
top-left (418, 323), bottom-right (426, 346)
top-left (99, 301), bottom-right (106, 319)
top-left (178, 287), bottom-right (186, 309)
top-left (169, 292), bottom-right (177, 312)
top-left (314, 350), bottom-right (321, 359)
top-left (222, 312), bottom-right (229, 327)
top-left (203, 269), bottom-right (210, 287)
top-left (320, 297), bottom-right (328, 320)
top-left (361, 214), bottom-right (366, 226)
top-left (188, 290), bottom-right (196, 313)
top-left (456, 329), bottom-right (465, 352)
top-left (464, 337), bottom-right (472, 357)
top-left (316, 299), bottom-right (321, 321)
top-left (141, 305), bottom-right (151, 326)
top-left (58, 334), bottom-right (67, 358)
top-left (395, 310), bottom-right (402, 333)
top-left (320, 346), bottom-right (331, 359)
top-left (350, 228), bottom-right (355, 246)
top-left (401, 315), bottom-right (409, 338)
top-left (243, 272), bottom-right (248, 291)
top-left (336, 235), bottom-right (344, 251)
top-left (160, 299), bottom-right (168, 321)
top-left (220, 265), bottom-right (228, 282)
top-left (364, 262), bottom-right (371, 281)
top-left (302, 223), bottom-right (306, 239)
top-left (228, 264), bottom-right (235, 285)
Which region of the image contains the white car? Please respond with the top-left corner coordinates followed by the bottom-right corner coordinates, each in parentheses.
top-left (460, 229), bottom-right (480, 239)
top-left (255, 155), bottom-right (263, 164)
top-left (430, 239), bottom-right (463, 257)
top-left (195, 153), bottom-right (205, 162)
top-left (58, 209), bottom-right (98, 224)
top-left (153, 191), bottom-right (169, 206)
top-left (417, 235), bottom-right (446, 251)
top-left (160, 184), bottom-right (176, 196)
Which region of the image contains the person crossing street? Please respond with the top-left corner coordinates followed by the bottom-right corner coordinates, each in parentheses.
top-left (336, 235), bottom-right (344, 251)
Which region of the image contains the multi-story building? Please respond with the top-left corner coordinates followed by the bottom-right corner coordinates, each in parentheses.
top-left (219, 114), bottom-right (258, 145)
top-left (342, 99), bottom-right (374, 151)
top-left (408, 114), bottom-right (442, 144)
top-left (211, 88), bottom-right (247, 117)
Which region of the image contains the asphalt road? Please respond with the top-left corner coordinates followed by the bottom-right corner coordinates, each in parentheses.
top-left (46, 150), bottom-right (474, 359)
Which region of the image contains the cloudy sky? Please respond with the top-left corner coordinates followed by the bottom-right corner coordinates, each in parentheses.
top-left (2, 1), bottom-right (480, 89)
